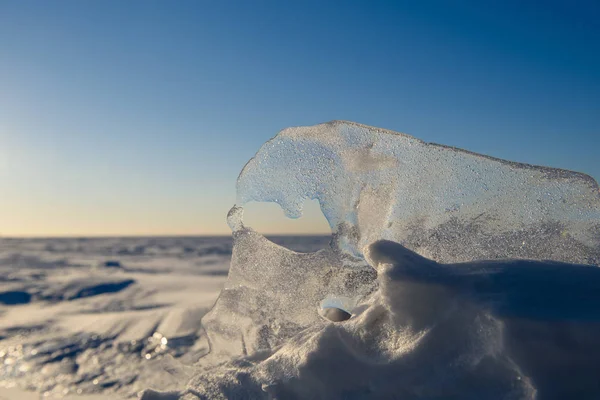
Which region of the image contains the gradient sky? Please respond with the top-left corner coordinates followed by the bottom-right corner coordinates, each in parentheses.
top-left (1, 0), bottom-right (599, 236)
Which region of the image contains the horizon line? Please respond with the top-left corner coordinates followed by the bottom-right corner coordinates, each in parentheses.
top-left (0, 232), bottom-right (332, 239)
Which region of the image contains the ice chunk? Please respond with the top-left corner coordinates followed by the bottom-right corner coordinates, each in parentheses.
top-left (146, 121), bottom-right (600, 399)
top-left (237, 121), bottom-right (600, 264)
top-left (201, 228), bottom-right (376, 360)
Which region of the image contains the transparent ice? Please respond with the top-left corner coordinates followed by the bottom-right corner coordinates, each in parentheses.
top-left (150, 121), bottom-right (600, 399)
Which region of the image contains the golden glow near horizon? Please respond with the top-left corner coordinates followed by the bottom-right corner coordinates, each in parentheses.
top-left (0, 199), bottom-right (331, 237)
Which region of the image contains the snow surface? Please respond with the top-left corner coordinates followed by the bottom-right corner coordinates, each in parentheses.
top-left (3, 121), bottom-right (600, 399)
top-left (0, 236), bottom-right (327, 398)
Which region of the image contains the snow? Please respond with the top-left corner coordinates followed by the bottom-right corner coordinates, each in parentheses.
top-left (0, 236), bottom-right (327, 398)
top-left (0, 237), bottom-right (230, 398)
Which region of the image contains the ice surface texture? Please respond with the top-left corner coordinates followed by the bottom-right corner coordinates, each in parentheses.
top-left (146, 121), bottom-right (600, 399)
top-left (237, 121), bottom-right (600, 265)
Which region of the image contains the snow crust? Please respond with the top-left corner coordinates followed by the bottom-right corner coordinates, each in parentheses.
top-left (141, 121), bottom-right (600, 399)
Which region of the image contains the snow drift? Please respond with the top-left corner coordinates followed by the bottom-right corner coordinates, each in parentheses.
top-left (143, 121), bottom-right (600, 400)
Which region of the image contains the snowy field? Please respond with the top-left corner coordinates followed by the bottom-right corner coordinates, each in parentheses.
top-left (0, 236), bottom-right (329, 398)
top-left (2, 121), bottom-right (600, 400)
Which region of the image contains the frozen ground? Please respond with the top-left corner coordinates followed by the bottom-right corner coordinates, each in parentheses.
top-left (0, 236), bottom-right (329, 399)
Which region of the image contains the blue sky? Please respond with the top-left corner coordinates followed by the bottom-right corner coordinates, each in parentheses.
top-left (0, 0), bottom-right (598, 236)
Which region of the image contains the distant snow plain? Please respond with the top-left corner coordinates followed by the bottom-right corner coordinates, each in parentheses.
top-left (0, 236), bottom-right (329, 399)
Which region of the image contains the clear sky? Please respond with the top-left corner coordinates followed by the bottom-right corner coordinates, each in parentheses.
top-left (1, 0), bottom-right (599, 237)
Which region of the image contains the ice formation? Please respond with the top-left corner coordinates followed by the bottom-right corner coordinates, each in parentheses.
top-left (143, 121), bottom-right (600, 400)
